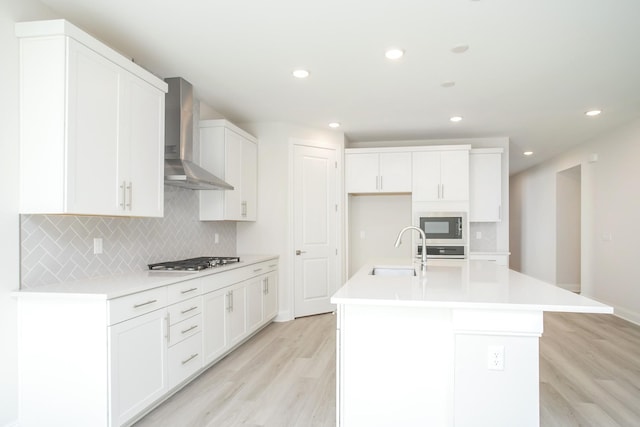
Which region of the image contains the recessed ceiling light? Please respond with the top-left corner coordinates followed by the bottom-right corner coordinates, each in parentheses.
top-left (328, 122), bottom-right (341, 129)
top-left (385, 48), bottom-right (404, 60)
top-left (524, 151), bottom-right (534, 156)
top-left (292, 69), bottom-right (310, 79)
top-left (450, 116), bottom-right (463, 122)
top-left (441, 81), bottom-right (456, 88)
top-left (451, 45), bottom-right (469, 54)
top-left (585, 109), bottom-right (602, 117)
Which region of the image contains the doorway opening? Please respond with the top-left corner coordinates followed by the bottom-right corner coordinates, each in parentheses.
top-left (555, 165), bottom-right (581, 292)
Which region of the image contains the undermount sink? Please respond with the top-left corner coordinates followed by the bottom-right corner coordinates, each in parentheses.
top-left (370, 267), bottom-right (417, 276)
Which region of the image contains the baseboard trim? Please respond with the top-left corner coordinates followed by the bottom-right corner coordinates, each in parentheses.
top-left (610, 304), bottom-right (640, 327)
top-left (274, 310), bottom-right (293, 322)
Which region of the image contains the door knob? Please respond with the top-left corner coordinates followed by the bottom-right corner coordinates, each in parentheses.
top-left (296, 250), bottom-right (306, 256)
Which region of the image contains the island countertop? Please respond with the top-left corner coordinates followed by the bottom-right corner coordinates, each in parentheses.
top-left (331, 259), bottom-right (613, 314)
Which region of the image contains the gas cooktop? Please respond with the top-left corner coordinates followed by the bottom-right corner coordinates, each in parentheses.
top-left (148, 256), bottom-right (240, 271)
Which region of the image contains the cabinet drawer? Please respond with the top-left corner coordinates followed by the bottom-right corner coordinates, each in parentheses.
top-left (246, 260), bottom-right (278, 278)
top-left (168, 332), bottom-right (203, 389)
top-left (168, 296), bottom-right (202, 325)
top-left (169, 313), bottom-right (202, 347)
top-left (108, 287), bottom-right (168, 325)
top-left (167, 279), bottom-right (202, 305)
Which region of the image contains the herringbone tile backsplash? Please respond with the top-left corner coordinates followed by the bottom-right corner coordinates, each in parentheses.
top-left (20, 185), bottom-right (236, 289)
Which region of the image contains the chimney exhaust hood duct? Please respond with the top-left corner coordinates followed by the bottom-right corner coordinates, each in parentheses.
top-left (164, 77), bottom-right (233, 190)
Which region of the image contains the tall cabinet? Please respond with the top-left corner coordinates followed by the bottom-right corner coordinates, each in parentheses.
top-left (199, 120), bottom-right (258, 221)
top-left (16, 20), bottom-right (167, 217)
top-left (469, 149), bottom-right (503, 222)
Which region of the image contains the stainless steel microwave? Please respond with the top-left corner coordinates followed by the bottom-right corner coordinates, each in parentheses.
top-left (417, 212), bottom-right (467, 245)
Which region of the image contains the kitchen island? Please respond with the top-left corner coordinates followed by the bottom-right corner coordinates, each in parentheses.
top-left (331, 259), bottom-right (612, 427)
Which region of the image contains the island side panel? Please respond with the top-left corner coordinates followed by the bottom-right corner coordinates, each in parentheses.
top-left (337, 303), bottom-right (454, 426)
top-left (452, 309), bottom-right (543, 427)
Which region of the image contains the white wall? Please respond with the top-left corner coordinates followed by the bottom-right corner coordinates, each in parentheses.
top-left (348, 194), bottom-right (413, 276)
top-left (555, 165), bottom-right (581, 291)
top-left (511, 117), bottom-right (640, 324)
top-left (236, 122), bottom-right (344, 321)
top-left (0, 1), bottom-right (58, 424)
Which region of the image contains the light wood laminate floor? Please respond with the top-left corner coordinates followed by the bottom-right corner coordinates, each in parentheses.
top-left (134, 313), bottom-right (336, 427)
top-left (135, 312), bottom-right (640, 427)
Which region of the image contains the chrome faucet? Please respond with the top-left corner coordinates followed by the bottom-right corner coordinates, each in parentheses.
top-left (394, 226), bottom-right (427, 272)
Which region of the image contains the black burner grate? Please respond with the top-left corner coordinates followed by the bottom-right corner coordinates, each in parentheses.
top-left (148, 256), bottom-right (240, 271)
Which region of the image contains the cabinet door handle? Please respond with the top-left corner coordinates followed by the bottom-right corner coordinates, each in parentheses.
top-left (181, 353), bottom-right (198, 365)
top-left (126, 182), bottom-right (133, 210)
top-left (181, 306), bottom-right (198, 315)
top-left (166, 313), bottom-right (171, 342)
top-left (120, 181), bottom-right (126, 209)
top-left (133, 299), bottom-right (157, 308)
top-left (441, 183), bottom-right (444, 199)
top-left (295, 250), bottom-right (306, 256)
top-left (181, 324), bottom-right (198, 334)
top-left (180, 287), bottom-right (198, 295)
top-left (379, 175), bottom-right (383, 190)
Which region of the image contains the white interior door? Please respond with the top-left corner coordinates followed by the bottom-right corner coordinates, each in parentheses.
top-left (294, 144), bottom-right (338, 317)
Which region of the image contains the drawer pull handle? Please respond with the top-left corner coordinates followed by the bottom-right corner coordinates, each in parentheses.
top-left (180, 287), bottom-right (198, 294)
top-left (181, 306), bottom-right (199, 315)
top-left (268, 264), bottom-right (277, 268)
top-left (181, 324), bottom-right (198, 334)
top-left (133, 299), bottom-right (157, 308)
top-left (181, 353), bottom-right (198, 365)
top-left (253, 268), bottom-right (263, 273)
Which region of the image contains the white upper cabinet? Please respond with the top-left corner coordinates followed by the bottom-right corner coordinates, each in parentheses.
top-left (16, 20), bottom-right (167, 217)
top-left (412, 149), bottom-right (469, 201)
top-left (199, 120), bottom-right (258, 221)
top-left (346, 151), bottom-right (411, 193)
top-left (469, 149), bottom-right (503, 222)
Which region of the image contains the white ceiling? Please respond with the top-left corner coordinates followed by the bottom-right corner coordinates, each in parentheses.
top-left (37, 0), bottom-right (640, 174)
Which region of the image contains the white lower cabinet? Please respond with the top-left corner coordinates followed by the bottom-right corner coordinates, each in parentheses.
top-left (203, 287), bottom-right (229, 364)
top-left (16, 257), bottom-right (278, 427)
top-left (168, 332), bottom-right (203, 388)
top-left (227, 282), bottom-right (247, 347)
top-left (246, 275), bottom-right (265, 332)
top-left (166, 294), bottom-right (203, 389)
top-left (469, 252), bottom-right (510, 266)
top-left (108, 309), bottom-right (168, 427)
top-left (201, 260), bottom-right (279, 366)
top-left (263, 270), bottom-right (278, 321)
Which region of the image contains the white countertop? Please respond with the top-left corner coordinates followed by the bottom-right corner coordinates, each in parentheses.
top-left (331, 259), bottom-right (613, 314)
top-left (14, 255), bottom-right (277, 300)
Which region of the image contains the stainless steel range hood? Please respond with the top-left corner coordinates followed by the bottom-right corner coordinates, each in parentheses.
top-left (164, 77), bottom-right (233, 190)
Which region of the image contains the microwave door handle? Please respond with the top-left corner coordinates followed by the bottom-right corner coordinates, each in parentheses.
top-left (458, 218), bottom-right (462, 236)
